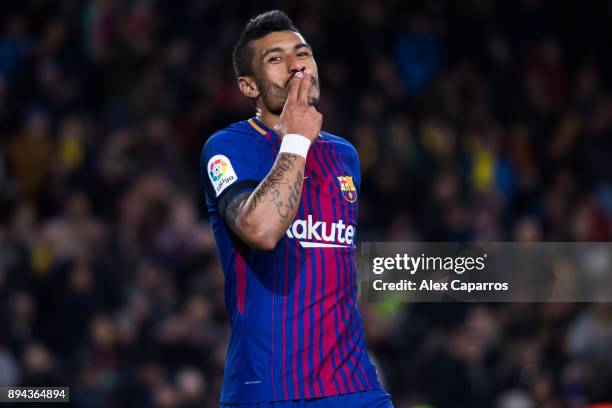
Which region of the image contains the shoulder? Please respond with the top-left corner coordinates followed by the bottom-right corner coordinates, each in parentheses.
top-left (320, 131), bottom-right (359, 158)
top-left (201, 121), bottom-right (264, 160)
top-left (203, 121), bottom-right (254, 149)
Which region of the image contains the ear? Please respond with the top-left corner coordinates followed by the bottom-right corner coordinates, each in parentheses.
top-left (238, 76), bottom-right (260, 99)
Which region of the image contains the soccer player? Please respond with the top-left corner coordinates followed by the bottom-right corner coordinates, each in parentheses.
top-left (200, 10), bottom-right (393, 407)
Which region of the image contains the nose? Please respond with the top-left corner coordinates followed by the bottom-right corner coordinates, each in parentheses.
top-left (288, 55), bottom-right (306, 75)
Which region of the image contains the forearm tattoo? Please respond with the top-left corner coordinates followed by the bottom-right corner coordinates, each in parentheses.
top-left (251, 153), bottom-right (303, 221)
top-left (224, 153), bottom-right (304, 230)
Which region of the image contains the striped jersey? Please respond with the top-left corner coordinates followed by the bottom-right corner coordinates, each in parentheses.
top-left (200, 117), bottom-right (381, 404)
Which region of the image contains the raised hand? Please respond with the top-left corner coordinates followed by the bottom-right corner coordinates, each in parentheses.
top-left (274, 69), bottom-right (323, 142)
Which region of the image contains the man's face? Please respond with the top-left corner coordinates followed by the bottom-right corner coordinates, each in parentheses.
top-left (250, 30), bottom-right (320, 115)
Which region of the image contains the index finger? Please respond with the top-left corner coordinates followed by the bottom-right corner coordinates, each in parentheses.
top-left (286, 72), bottom-right (303, 104)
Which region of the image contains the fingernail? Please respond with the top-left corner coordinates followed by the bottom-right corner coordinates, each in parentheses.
top-left (305, 69), bottom-right (312, 75)
top-left (295, 72), bottom-right (304, 78)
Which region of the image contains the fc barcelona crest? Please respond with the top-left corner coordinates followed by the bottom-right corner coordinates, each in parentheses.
top-left (337, 176), bottom-right (357, 203)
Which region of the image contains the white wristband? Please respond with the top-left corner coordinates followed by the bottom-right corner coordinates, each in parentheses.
top-left (278, 134), bottom-right (311, 158)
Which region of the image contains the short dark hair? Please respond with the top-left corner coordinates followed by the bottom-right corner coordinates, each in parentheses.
top-left (232, 10), bottom-right (299, 78)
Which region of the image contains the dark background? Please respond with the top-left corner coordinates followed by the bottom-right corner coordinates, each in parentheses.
top-left (1, 0), bottom-right (611, 407)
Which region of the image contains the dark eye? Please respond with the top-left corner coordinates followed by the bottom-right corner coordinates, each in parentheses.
top-left (268, 56), bottom-right (282, 63)
top-left (297, 51), bottom-right (311, 58)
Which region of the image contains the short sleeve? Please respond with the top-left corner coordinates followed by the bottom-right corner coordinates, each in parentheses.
top-left (201, 130), bottom-right (262, 216)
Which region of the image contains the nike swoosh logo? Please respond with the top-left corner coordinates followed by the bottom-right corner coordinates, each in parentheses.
top-left (304, 176), bottom-right (309, 180)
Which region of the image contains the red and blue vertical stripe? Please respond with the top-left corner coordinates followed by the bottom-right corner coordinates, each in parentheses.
top-left (205, 119), bottom-right (381, 404)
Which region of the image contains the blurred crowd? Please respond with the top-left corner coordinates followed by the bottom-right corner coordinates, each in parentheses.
top-left (1, 0), bottom-right (611, 407)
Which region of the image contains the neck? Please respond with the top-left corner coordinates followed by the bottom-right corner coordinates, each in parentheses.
top-left (255, 109), bottom-right (280, 133)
